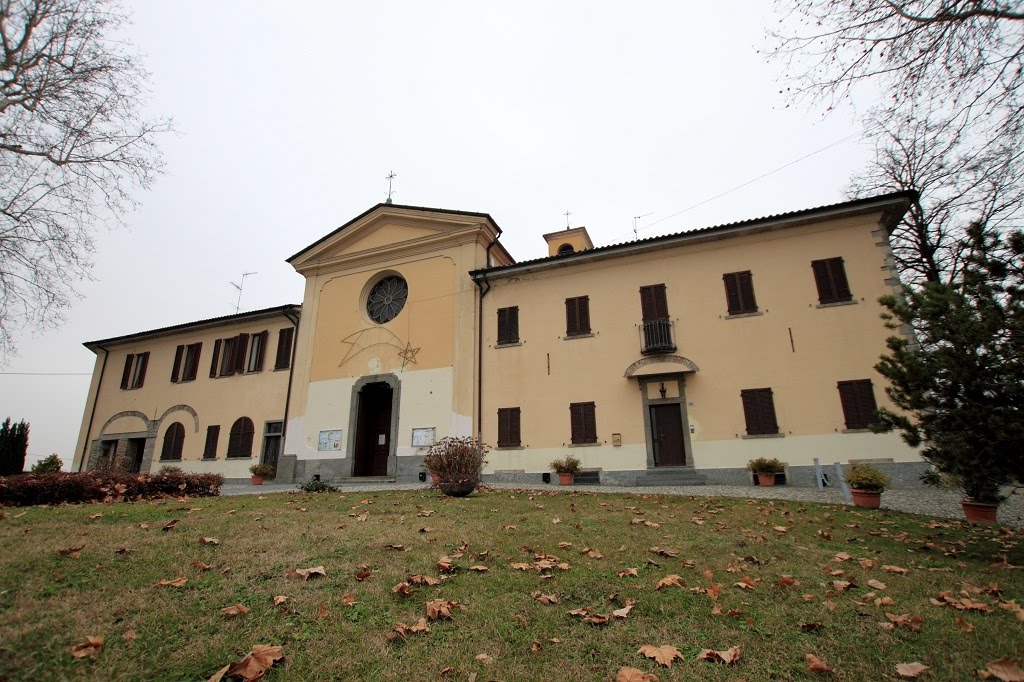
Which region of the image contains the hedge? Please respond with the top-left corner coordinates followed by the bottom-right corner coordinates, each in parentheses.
top-left (0, 470), bottom-right (224, 507)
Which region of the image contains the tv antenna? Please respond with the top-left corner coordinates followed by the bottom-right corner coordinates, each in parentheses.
top-left (230, 272), bottom-right (257, 313)
top-left (633, 212), bottom-right (653, 240)
top-left (385, 170), bottom-right (397, 204)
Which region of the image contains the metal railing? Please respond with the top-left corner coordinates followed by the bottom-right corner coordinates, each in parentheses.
top-left (640, 319), bottom-right (676, 354)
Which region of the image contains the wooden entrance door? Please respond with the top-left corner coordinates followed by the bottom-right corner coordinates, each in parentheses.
top-left (650, 404), bottom-right (685, 467)
top-left (127, 438), bottom-right (146, 473)
top-left (354, 383), bottom-right (393, 476)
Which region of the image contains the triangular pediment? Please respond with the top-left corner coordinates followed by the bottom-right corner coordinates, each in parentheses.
top-left (288, 203), bottom-right (501, 272)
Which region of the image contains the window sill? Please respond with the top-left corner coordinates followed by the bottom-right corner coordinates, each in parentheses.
top-left (226, 455), bottom-right (253, 459)
top-left (563, 333), bottom-right (595, 341)
top-left (568, 441), bottom-right (601, 447)
top-left (841, 428), bottom-right (874, 434)
top-left (815, 299), bottom-right (857, 309)
top-left (495, 341), bottom-right (522, 348)
top-left (160, 457), bottom-right (182, 462)
top-left (725, 311), bottom-right (762, 320)
top-left (273, 366), bottom-right (291, 371)
top-left (202, 456), bottom-right (217, 460)
top-left (495, 445), bottom-right (524, 450)
top-left (741, 433), bottom-right (785, 439)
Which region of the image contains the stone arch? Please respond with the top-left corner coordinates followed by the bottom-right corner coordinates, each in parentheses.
top-left (623, 355), bottom-right (700, 378)
top-left (99, 411), bottom-right (151, 436)
top-left (157, 404), bottom-right (200, 433)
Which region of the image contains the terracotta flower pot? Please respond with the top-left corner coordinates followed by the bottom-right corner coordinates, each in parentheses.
top-left (850, 489), bottom-right (881, 509)
top-left (757, 473), bottom-right (776, 487)
top-left (961, 500), bottom-right (998, 524)
top-left (430, 472), bottom-right (441, 484)
top-left (558, 472), bottom-right (574, 486)
top-left (251, 475), bottom-right (264, 485)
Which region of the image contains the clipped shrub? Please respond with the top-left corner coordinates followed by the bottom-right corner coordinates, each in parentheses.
top-left (300, 478), bottom-right (337, 493)
top-left (250, 463), bottom-right (275, 478)
top-left (31, 454), bottom-right (64, 473)
top-left (423, 436), bottom-right (489, 497)
top-left (844, 463), bottom-right (891, 493)
top-left (748, 457), bottom-right (784, 474)
top-left (0, 470), bottom-right (224, 507)
top-left (159, 465), bottom-right (183, 473)
top-left (550, 455), bottom-right (581, 474)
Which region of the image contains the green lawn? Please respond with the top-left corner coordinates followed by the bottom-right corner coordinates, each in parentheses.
top-left (0, 487), bottom-right (1021, 681)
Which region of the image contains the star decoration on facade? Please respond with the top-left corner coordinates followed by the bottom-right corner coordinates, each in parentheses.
top-left (398, 342), bottom-right (421, 369)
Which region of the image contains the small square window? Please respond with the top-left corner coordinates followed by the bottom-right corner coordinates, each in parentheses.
top-left (812, 258), bottom-right (852, 304)
top-left (565, 296), bottom-right (591, 336)
top-left (723, 271), bottom-right (758, 315)
top-left (740, 388), bottom-right (779, 435)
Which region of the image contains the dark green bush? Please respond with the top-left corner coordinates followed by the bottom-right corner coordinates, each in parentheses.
top-left (30, 454), bottom-right (63, 473)
top-left (299, 478), bottom-right (337, 493)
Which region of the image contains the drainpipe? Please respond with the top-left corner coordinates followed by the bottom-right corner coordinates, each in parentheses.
top-left (280, 308), bottom-right (301, 457)
top-left (79, 344), bottom-right (109, 472)
top-left (475, 239), bottom-right (498, 440)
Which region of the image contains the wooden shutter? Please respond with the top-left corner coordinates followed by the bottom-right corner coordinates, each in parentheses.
top-left (570, 403), bottom-right (585, 443)
top-left (498, 407), bottom-right (521, 447)
top-left (578, 297), bottom-right (590, 334)
top-left (203, 425), bottom-right (220, 459)
top-left (723, 273), bottom-right (742, 315)
top-left (838, 380), bottom-right (876, 429)
top-left (275, 328), bottom-right (294, 370)
top-left (566, 298), bottom-right (579, 336)
top-left (510, 407), bottom-right (521, 446)
top-left (570, 402), bottom-right (596, 443)
top-left (813, 258), bottom-right (852, 304)
top-left (120, 354), bottom-right (134, 389)
top-left (170, 345), bottom-right (184, 383)
top-left (497, 307), bottom-right (519, 344)
top-left (829, 258), bottom-right (852, 302)
top-left (583, 403), bottom-right (597, 443)
top-left (640, 285), bottom-right (668, 321)
top-left (738, 271), bottom-right (756, 312)
top-left (220, 338), bottom-right (236, 376)
top-left (135, 352), bottom-right (149, 388)
top-left (232, 333), bottom-right (249, 374)
top-left (161, 422), bottom-right (184, 460)
top-left (184, 342), bottom-right (202, 381)
top-left (741, 388), bottom-right (778, 435)
top-left (209, 340), bottom-right (221, 378)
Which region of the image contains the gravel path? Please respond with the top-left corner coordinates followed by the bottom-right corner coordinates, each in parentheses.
top-left (223, 481), bottom-right (1024, 527)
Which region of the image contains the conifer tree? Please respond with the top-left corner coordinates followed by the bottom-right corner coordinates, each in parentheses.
top-left (0, 418), bottom-right (30, 476)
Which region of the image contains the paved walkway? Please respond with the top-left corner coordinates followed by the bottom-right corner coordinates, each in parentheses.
top-left (222, 481), bottom-right (1024, 527)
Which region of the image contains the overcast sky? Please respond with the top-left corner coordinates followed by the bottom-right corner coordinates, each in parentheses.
top-left (0, 1), bottom-right (877, 466)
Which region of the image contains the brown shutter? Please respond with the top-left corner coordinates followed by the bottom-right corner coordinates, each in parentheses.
top-left (241, 419), bottom-right (254, 456)
top-left (829, 258), bottom-right (852, 301)
top-left (723, 274), bottom-right (742, 315)
top-left (856, 381), bottom-right (877, 427)
top-left (233, 333), bottom-right (249, 374)
top-left (510, 407), bottom-right (521, 446)
top-left (565, 299), bottom-right (578, 336)
top-left (837, 381), bottom-right (860, 429)
top-left (570, 403), bottom-right (584, 443)
top-left (741, 390), bottom-right (760, 434)
top-left (135, 352), bottom-right (149, 387)
top-left (583, 403), bottom-right (597, 443)
top-left (812, 260), bottom-right (834, 303)
top-left (203, 425), bottom-right (220, 459)
top-left (187, 342), bottom-right (202, 381)
top-left (275, 328), bottom-right (294, 370)
top-left (738, 271), bottom-right (756, 312)
top-left (640, 285), bottom-right (668, 321)
top-left (253, 331), bottom-right (268, 372)
top-left (578, 296), bottom-right (591, 334)
top-left (120, 354), bottom-right (134, 389)
top-left (741, 388), bottom-right (777, 435)
top-left (497, 409), bottom-right (509, 447)
top-left (497, 308), bottom-right (509, 344)
top-left (757, 389), bottom-right (778, 434)
top-left (210, 340), bottom-right (221, 378)
top-left (170, 345), bottom-right (184, 383)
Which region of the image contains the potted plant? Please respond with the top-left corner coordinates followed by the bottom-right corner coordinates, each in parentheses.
top-left (249, 463), bottom-right (274, 485)
top-left (550, 456), bottom-right (581, 485)
top-left (922, 469), bottom-right (1004, 524)
top-left (843, 463), bottom-right (890, 508)
top-left (423, 436), bottom-right (489, 497)
top-left (748, 457), bottom-right (783, 486)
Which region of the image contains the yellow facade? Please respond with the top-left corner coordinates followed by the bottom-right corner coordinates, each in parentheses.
top-left (75, 193), bottom-right (923, 486)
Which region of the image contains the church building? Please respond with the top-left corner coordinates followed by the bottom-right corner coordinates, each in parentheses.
top-left (73, 191), bottom-right (925, 486)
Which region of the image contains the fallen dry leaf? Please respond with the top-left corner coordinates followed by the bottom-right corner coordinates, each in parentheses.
top-left (426, 599), bottom-right (459, 620)
top-left (806, 654), bottom-right (834, 673)
top-left (392, 582), bottom-right (412, 596)
top-left (221, 604), bottom-right (250, 617)
top-left (639, 644), bottom-right (683, 668)
top-left (209, 644), bottom-right (284, 682)
top-left (409, 574), bottom-right (440, 586)
top-left (868, 579), bottom-right (887, 590)
top-left (886, 613), bottom-right (924, 632)
top-left (612, 603), bottom-right (635, 619)
top-left (656, 574), bottom-right (685, 590)
top-left (355, 568), bottom-right (372, 581)
top-left (69, 635), bottom-right (104, 659)
top-left (895, 662), bottom-right (930, 678)
top-left (342, 593), bottom-right (358, 607)
top-left (696, 646), bottom-right (742, 665)
top-left (475, 653), bottom-right (493, 665)
top-left (192, 560), bottom-right (212, 571)
top-left (618, 568), bottom-right (639, 578)
top-left (734, 576), bottom-right (760, 590)
top-left (162, 519), bottom-right (179, 532)
top-left (985, 658), bottom-right (1024, 682)
top-left (155, 577), bottom-right (187, 588)
top-left (532, 591), bottom-right (558, 605)
top-left (57, 544), bottom-right (86, 557)
top-left (199, 537), bottom-right (219, 545)
top-left (617, 667), bottom-right (659, 682)
top-left (290, 565), bottom-right (326, 580)
top-left (272, 595), bottom-right (288, 606)
top-left (469, 565), bottom-right (489, 572)
top-left (122, 629), bottom-right (137, 641)
top-left (317, 602), bottom-right (329, 619)
top-left (883, 565), bottom-right (910, 575)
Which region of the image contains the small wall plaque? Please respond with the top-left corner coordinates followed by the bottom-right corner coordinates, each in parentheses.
top-left (318, 429), bottom-right (342, 451)
top-left (411, 427), bottom-right (435, 447)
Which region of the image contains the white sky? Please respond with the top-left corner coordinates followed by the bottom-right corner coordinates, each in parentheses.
top-left (0, 1), bottom-right (875, 467)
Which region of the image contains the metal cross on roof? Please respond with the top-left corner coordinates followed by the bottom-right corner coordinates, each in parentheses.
top-left (564, 210), bottom-right (571, 228)
top-left (385, 170), bottom-right (397, 204)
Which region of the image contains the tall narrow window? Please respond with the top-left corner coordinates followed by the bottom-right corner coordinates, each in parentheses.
top-left (231, 333), bottom-right (250, 374)
top-left (227, 417), bottom-right (255, 458)
top-left (497, 407), bottom-right (521, 447)
top-left (565, 296), bottom-right (591, 337)
top-left (246, 331), bottom-right (268, 373)
top-left (170, 345), bottom-right (184, 382)
top-left (740, 388), bottom-right (779, 435)
top-left (209, 339), bottom-right (222, 378)
top-left (811, 257), bottom-right (852, 304)
top-left (161, 422), bottom-right (185, 460)
top-left (497, 307), bottom-right (519, 345)
top-left (569, 402), bottom-right (597, 444)
top-left (275, 327), bottom-right (295, 370)
top-left (639, 284), bottom-right (673, 352)
top-left (203, 425), bottom-right (220, 459)
top-left (182, 342), bottom-right (202, 381)
top-left (837, 380), bottom-right (878, 430)
top-left (723, 271), bottom-right (758, 315)
top-left (120, 352), bottom-right (149, 390)
top-left (639, 284), bottom-right (669, 321)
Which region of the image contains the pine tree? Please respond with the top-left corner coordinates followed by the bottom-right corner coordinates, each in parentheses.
top-left (875, 224), bottom-right (1024, 504)
top-left (0, 418), bottom-right (30, 476)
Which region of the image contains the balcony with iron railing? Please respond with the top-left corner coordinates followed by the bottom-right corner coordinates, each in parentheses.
top-left (639, 319), bottom-right (676, 355)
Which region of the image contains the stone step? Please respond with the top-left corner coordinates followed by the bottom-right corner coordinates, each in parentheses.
top-left (635, 467), bottom-right (706, 486)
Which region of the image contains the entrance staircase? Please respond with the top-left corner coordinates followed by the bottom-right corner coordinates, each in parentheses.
top-left (634, 466), bottom-right (706, 487)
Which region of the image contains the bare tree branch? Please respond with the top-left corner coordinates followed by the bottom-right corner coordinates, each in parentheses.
top-left (0, 0), bottom-right (170, 356)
